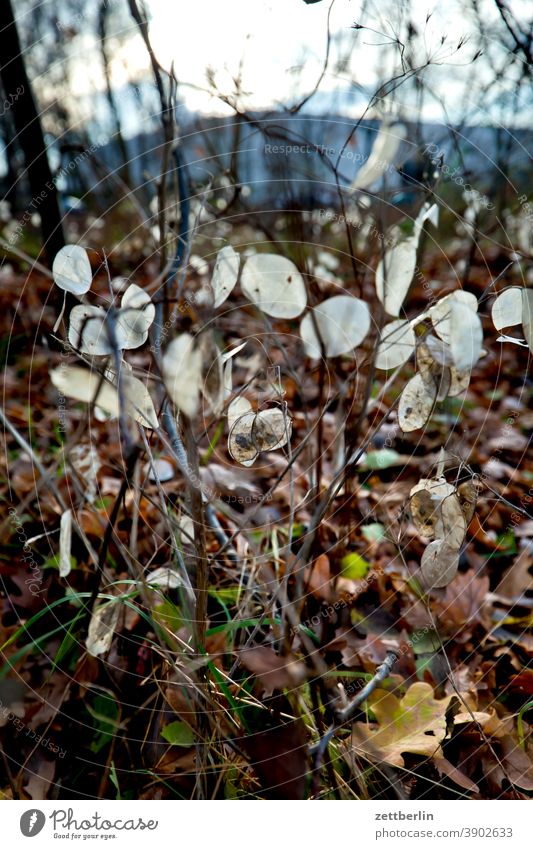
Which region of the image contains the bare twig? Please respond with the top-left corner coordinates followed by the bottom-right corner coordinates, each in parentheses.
top-left (310, 650), bottom-right (400, 772)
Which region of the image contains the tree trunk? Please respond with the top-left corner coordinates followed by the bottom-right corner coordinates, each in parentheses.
top-left (0, 0), bottom-right (65, 261)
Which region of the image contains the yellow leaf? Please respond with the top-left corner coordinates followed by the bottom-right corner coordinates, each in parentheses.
top-left (350, 682), bottom-right (455, 767)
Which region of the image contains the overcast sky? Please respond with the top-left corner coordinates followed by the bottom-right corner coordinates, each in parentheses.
top-left (137, 0), bottom-right (530, 124)
top-left (57, 0), bottom-right (533, 131)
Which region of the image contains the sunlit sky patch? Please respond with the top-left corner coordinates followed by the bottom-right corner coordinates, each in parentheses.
top-left (41, 0), bottom-right (533, 130)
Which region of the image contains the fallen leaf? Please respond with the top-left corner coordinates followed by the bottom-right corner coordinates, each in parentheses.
top-left (501, 734), bottom-right (533, 789)
top-left (240, 646), bottom-right (307, 692)
top-left (351, 682), bottom-right (454, 767)
top-left (435, 571), bottom-right (491, 636)
top-left (242, 717), bottom-right (308, 799)
top-left (23, 756), bottom-right (56, 800)
top-left (435, 757), bottom-right (480, 793)
top-left (160, 720), bottom-right (195, 747)
top-left (304, 553), bottom-right (332, 602)
top-left (497, 548), bottom-right (533, 599)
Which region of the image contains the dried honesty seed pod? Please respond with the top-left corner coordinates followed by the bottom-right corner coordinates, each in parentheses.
top-left (429, 291), bottom-right (478, 343)
top-left (144, 567), bottom-right (182, 590)
top-left (491, 287), bottom-right (523, 330)
top-left (52, 244), bottom-right (92, 295)
top-left (221, 342), bottom-right (247, 364)
top-left (457, 480), bottom-right (478, 525)
top-left (434, 370), bottom-right (451, 403)
top-left (227, 396), bottom-right (253, 429)
top-left (421, 539), bottom-right (460, 589)
top-left (438, 493), bottom-right (467, 549)
top-left (251, 408), bottom-right (292, 452)
top-left (106, 363), bottom-right (159, 429)
top-left (86, 598), bottom-right (121, 657)
top-left (417, 337), bottom-right (470, 400)
top-left (228, 411), bottom-right (259, 467)
top-left (496, 334), bottom-right (529, 347)
top-left (114, 284), bottom-right (155, 349)
top-left (228, 407), bottom-right (292, 467)
top-left (450, 300), bottom-right (483, 371)
top-left (50, 364), bottom-right (159, 429)
top-left (522, 289), bottom-right (533, 353)
top-left (410, 478), bottom-right (456, 539)
top-left (211, 245), bottom-right (240, 308)
top-left (375, 203), bottom-right (437, 317)
top-left (416, 340), bottom-right (439, 386)
top-left (424, 334), bottom-right (455, 368)
top-left (162, 333), bottom-right (203, 419)
top-left (375, 240), bottom-right (417, 318)
top-left (221, 342), bottom-right (247, 402)
top-left (398, 372), bottom-right (436, 432)
top-left (145, 458), bottom-right (174, 482)
top-left (59, 509), bottom-right (72, 578)
top-left (299, 295), bottom-right (370, 358)
top-left (200, 339), bottom-right (248, 416)
top-left (199, 334), bottom-right (224, 416)
top-left (375, 319), bottom-right (416, 370)
top-left (350, 122), bottom-right (406, 192)
top-left (411, 474), bottom-right (477, 588)
top-left (68, 283), bottom-right (154, 354)
top-left (410, 487), bottom-right (440, 539)
top-left (68, 304), bottom-right (111, 356)
top-left (447, 365), bottom-right (471, 397)
top-left (241, 253), bottom-right (307, 318)
top-left (410, 478), bottom-right (471, 542)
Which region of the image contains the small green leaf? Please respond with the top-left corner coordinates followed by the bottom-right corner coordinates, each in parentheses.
top-left (517, 700), bottom-right (533, 749)
top-left (161, 721), bottom-right (195, 747)
top-left (209, 586), bottom-right (240, 604)
top-left (365, 449), bottom-right (401, 469)
top-left (42, 553), bottom-right (76, 572)
top-left (361, 523), bottom-right (386, 542)
top-left (340, 552), bottom-right (370, 580)
top-left (496, 530), bottom-right (517, 554)
top-left (153, 599), bottom-right (182, 632)
top-left (289, 523), bottom-right (306, 540)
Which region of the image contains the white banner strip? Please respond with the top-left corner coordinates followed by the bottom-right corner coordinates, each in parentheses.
top-left (1, 800), bottom-right (530, 848)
